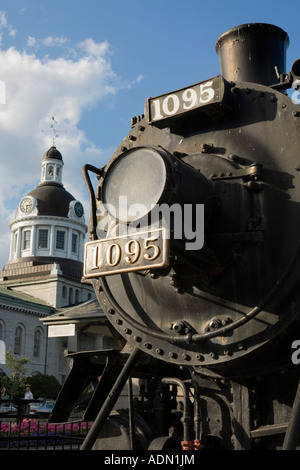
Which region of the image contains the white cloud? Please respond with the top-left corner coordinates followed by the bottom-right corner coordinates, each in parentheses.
top-left (0, 11), bottom-right (7, 28)
top-left (0, 11), bottom-right (17, 45)
top-left (27, 34), bottom-right (70, 50)
top-left (0, 37), bottom-right (120, 269)
top-left (42, 35), bottom-right (70, 47)
top-left (78, 38), bottom-right (111, 57)
top-left (27, 36), bottom-right (37, 47)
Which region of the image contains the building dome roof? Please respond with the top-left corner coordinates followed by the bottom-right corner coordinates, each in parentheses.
top-left (42, 146), bottom-right (63, 161)
top-left (27, 183), bottom-right (75, 217)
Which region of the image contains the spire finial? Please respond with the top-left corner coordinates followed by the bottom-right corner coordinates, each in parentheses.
top-left (42, 115), bottom-right (67, 146)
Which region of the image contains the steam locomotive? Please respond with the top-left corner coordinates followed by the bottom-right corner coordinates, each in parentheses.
top-left (50, 23), bottom-right (300, 450)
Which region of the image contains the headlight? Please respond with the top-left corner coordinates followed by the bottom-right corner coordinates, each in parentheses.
top-left (102, 147), bottom-right (168, 223)
top-left (102, 146), bottom-right (210, 225)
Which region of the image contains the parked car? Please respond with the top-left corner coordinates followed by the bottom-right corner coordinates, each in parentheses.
top-left (30, 400), bottom-right (55, 417)
top-left (0, 403), bottom-right (18, 415)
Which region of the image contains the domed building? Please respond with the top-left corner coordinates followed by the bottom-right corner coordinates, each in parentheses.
top-left (0, 146), bottom-right (94, 308)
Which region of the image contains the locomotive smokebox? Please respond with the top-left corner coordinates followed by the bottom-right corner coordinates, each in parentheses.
top-left (215, 23), bottom-right (289, 86)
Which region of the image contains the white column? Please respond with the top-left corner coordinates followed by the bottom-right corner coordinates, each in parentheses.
top-left (9, 231), bottom-right (14, 260)
top-left (49, 225), bottom-right (55, 256)
top-left (16, 227), bottom-right (21, 258)
top-left (30, 225), bottom-right (37, 256)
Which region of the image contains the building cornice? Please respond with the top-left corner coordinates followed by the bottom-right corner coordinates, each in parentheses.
top-left (0, 288), bottom-right (55, 317)
top-left (10, 215), bottom-right (87, 231)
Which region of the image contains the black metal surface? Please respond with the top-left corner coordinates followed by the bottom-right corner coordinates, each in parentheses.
top-left (49, 349), bottom-right (122, 423)
top-left (80, 347), bottom-right (141, 450)
top-left (52, 23), bottom-right (300, 450)
top-left (93, 76), bottom-right (300, 374)
top-left (282, 380), bottom-right (300, 450)
top-left (215, 23), bottom-right (289, 85)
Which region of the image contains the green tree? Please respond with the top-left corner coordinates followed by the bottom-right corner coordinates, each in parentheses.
top-left (5, 350), bottom-right (30, 397)
top-left (28, 373), bottom-right (61, 399)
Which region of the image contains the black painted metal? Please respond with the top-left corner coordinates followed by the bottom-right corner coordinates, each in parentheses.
top-left (51, 23), bottom-right (300, 450)
top-left (80, 347), bottom-right (141, 450)
top-left (215, 23), bottom-right (289, 85)
top-left (283, 380), bottom-right (300, 450)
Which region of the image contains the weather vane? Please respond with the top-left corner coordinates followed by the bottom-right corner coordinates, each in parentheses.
top-left (42, 115), bottom-right (67, 146)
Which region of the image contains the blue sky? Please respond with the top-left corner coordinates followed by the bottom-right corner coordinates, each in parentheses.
top-left (0, 0), bottom-right (299, 269)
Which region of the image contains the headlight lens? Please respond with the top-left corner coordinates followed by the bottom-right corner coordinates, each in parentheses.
top-left (102, 147), bottom-right (167, 223)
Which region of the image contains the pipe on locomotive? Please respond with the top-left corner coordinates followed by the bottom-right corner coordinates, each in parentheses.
top-left (215, 23), bottom-right (289, 86)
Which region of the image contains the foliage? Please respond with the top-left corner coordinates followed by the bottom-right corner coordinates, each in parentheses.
top-left (0, 419), bottom-right (93, 448)
top-left (27, 373), bottom-right (61, 400)
top-left (0, 355), bottom-right (61, 400)
top-left (4, 351), bottom-right (30, 398)
top-left (0, 371), bottom-right (10, 393)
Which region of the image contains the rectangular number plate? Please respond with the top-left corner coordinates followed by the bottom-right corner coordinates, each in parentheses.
top-left (146, 75), bottom-right (223, 124)
top-left (84, 228), bottom-right (169, 278)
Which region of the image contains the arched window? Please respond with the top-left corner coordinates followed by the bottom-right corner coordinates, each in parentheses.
top-left (69, 288), bottom-right (74, 305)
top-left (14, 326), bottom-right (23, 355)
top-left (62, 286), bottom-right (67, 298)
top-left (33, 329), bottom-right (42, 357)
top-left (48, 165), bottom-right (54, 179)
top-left (75, 289), bottom-right (80, 304)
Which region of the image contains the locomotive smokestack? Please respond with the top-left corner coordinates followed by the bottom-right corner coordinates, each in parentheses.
top-left (215, 23), bottom-right (289, 86)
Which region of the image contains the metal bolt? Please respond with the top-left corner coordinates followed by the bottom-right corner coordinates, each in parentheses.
top-left (196, 354), bottom-right (204, 361)
top-left (150, 272), bottom-right (159, 279)
top-left (201, 143), bottom-right (214, 153)
top-left (182, 353), bottom-right (191, 361)
top-left (169, 352), bottom-right (177, 359)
